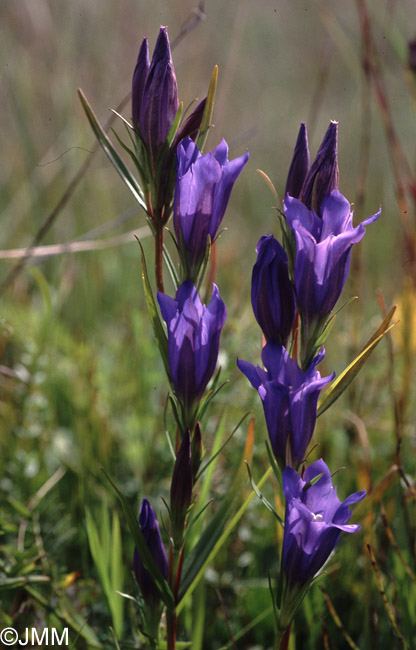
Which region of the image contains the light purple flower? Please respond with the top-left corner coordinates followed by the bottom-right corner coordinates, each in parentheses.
top-left (237, 342), bottom-right (333, 469)
top-left (174, 138), bottom-right (249, 281)
top-left (158, 281), bottom-right (227, 419)
top-left (284, 189), bottom-right (381, 327)
top-left (282, 459), bottom-right (365, 587)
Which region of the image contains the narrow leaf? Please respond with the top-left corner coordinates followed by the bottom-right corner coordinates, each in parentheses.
top-left (245, 462), bottom-right (284, 527)
top-left (100, 468), bottom-right (175, 609)
top-left (317, 306), bottom-right (397, 416)
top-left (178, 419), bottom-right (257, 608)
top-left (78, 89), bottom-right (147, 211)
top-left (196, 66), bottom-right (218, 153)
top-left (167, 102), bottom-right (184, 146)
top-left (137, 238), bottom-right (171, 382)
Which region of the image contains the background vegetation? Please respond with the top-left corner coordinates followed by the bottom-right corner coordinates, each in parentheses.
top-left (1, 1), bottom-right (415, 648)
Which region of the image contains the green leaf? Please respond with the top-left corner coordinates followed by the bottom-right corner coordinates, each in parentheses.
top-left (162, 243), bottom-right (180, 290)
top-left (167, 102), bottom-right (184, 147)
top-left (177, 419), bottom-right (260, 610)
top-left (78, 88), bottom-right (147, 212)
top-left (245, 461), bottom-right (284, 527)
top-left (317, 305), bottom-right (397, 416)
top-left (195, 411), bottom-right (251, 482)
top-left (196, 66), bottom-right (218, 153)
top-left (111, 127), bottom-right (146, 184)
top-left (265, 439), bottom-right (282, 488)
top-left (137, 238), bottom-right (171, 382)
top-left (178, 466), bottom-right (273, 612)
top-left (85, 506), bottom-right (124, 638)
top-left (100, 468), bottom-right (175, 610)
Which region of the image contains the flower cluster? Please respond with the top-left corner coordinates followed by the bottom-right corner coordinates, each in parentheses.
top-left (131, 28), bottom-right (248, 632)
top-left (238, 122), bottom-right (377, 630)
top-left (239, 121), bottom-right (380, 467)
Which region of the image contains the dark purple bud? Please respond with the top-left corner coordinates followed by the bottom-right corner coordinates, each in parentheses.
top-left (174, 98), bottom-right (207, 146)
top-left (284, 190), bottom-right (381, 328)
top-left (157, 281), bottom-right (227, 423)
top-left (133, 499), bottom-right (168, 605)
top-left (132, 38), bottom-right (150, 129)
top-left (301, 121), bottom-right (339, 215)
top-left (285, 123), bottom-right (310, 199)
top-left (132, 27), bottom-right (179, 166)
top-left (282, 459), bottom-right (365, 587)
top-left (251, 235), bottom-right (296, 345)
top-left (409, 39), bottom-right (416, 72)
top-left (174, 138), bottom-right (249, 281)
top-left (191, 422), bottom-right (203, 479)
top-left (238, 342), bottom-right (333, 469)
top-left (170, 430), bottom-right (193, 545)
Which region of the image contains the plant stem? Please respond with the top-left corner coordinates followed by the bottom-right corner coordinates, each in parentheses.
top-left (155, 224), bottom-right (165, 293)
top-left (274, 623), bottom-right (292, 650)
top-left (155, 225), bottom-right (165, 293)
top-left (166, 609), bottom-right (177, 650)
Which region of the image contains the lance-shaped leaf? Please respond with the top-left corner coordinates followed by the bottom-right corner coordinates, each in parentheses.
top-left (137, 239), bottom-right (171, 383)
top-left (78, 89), bottom-right (147, 212)
top-left (196, 65), bottom-right (218, 153)
top-left (178, 418), bottom-right (262, 608)
top-left (317, 305), bottom-right (397, 416)
top-left (101, 468), bottom-right (175, 610)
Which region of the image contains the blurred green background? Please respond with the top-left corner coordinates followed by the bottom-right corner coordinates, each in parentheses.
top-left (1, 1), bottom-right (415, 648)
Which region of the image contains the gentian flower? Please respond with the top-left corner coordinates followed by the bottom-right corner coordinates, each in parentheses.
top-left (251, 235), bottom-right (296, 345)
top-left (300, 121), bottom-right (339, 215)
top-left (158, 281), bottom-right (227, 424)
top-left (132, 27), bottom-right (179, 168)
top-left (237, 342), bottom-right (333, 469)
top-left (285, 122), bottom-right (310, 199)
top-left (174, 137), bottom-right (249, 281)
top-left (133, 498), bottom-right (168, 606)
top-left (284, 189), bottom-right (381, 332)
top-left (132, 27), bottom-right (207, 183)
top-left (282, 459), bottom-right (365, 588)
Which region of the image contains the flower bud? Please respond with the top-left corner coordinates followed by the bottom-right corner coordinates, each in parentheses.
top-left (191, 421), bottom-right (203, 480)
top-left (301, 121), bottom-right (339, 215)
top-left (132, 26), bottom-right (179, 167)
top-left (251, 235), bottom-right (296, 345)
top-left (285, 122), bottom-right (310, 199)
top-left (174, 98), bottom-right (207, 146)
top-left (133, 499), bottom-right (168, 606)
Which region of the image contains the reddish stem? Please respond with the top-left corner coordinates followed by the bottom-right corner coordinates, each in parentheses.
top-left (279, 623), bottom-right (292, 650)
top-left (155, 225), bottom-right (164, 293)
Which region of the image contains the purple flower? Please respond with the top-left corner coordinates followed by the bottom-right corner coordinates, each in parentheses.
top-left (300, 121), bottom-right (339, 215)
top-left (174, 138), bottom-right (249, 281)
top-left (158, 281), bottom-right (227, 421)
top-left (133, 499), bottom-right (168, 605)
top-left (285, 122), bottom-right (310, 200)
top-left (251, 235), bottom-right (296, 345)
top-left (237, 342), bottom-right (333, 469)
top-left (282, 459), bottom-right (365, 587)
top-left (132, 27), bottom-right (179, 166)
top-left (284, 189), bottom-right (381, 328)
